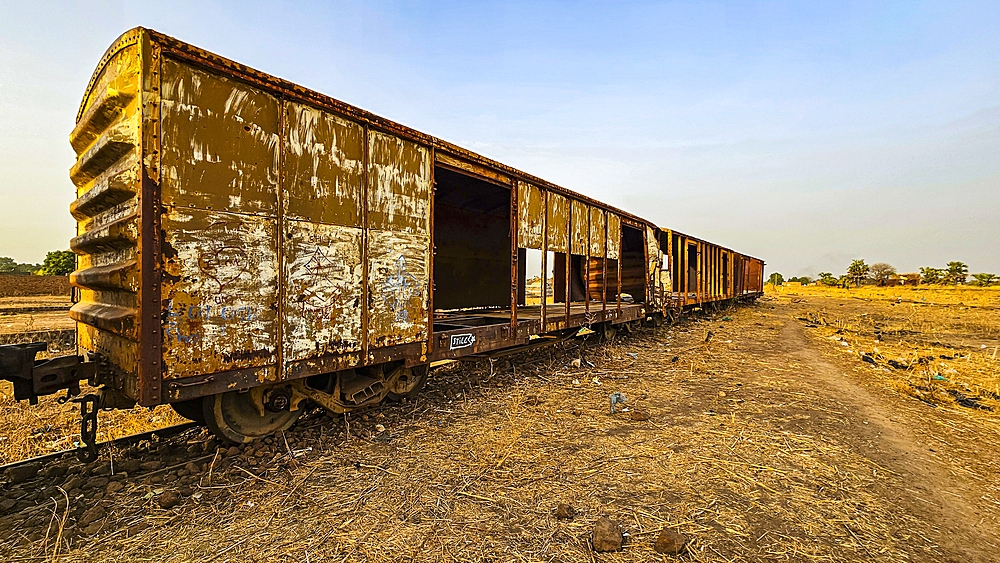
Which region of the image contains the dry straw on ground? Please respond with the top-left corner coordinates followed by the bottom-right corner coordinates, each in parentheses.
top-left (8, 298), bottom-right (993, 562)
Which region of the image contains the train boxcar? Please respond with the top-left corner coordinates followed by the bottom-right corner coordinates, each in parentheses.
top-left (1, 28), bottom-right (763, 448)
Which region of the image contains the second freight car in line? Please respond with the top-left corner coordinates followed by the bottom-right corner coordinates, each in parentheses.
top-left (31, 27), bottom-right (765, 444)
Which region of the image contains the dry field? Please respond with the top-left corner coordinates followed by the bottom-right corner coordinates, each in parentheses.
top-left (0, 276), bottom-right (71, 298)
top-left (0, 288), bottom-right (998, 562)
top-left (0, 295), bottom-right (184, 464)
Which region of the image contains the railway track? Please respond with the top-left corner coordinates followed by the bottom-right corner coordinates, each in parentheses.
top-left (1, 422), bottom-right (199, 477)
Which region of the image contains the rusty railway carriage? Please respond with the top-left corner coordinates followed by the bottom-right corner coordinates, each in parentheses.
top-left (0, 28), bottom-right (764, 447)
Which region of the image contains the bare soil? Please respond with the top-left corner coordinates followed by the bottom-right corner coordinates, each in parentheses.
top-left (1, 293), bottom-right (997, 562)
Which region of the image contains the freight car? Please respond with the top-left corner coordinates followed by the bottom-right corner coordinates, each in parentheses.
top-left (0, 28), bottom-right (764, 453)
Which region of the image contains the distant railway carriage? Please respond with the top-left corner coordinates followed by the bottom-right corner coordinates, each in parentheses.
top-left (1, 28), bottom-right (764, 447)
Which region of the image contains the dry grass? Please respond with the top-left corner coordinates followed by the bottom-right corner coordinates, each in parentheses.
top-left (15, 303), bottom-right (995, 562)
top-left (0, 379), bottom-right (187, 465)
top-left (772, 284), bottom-right (1000, 415)
top-left (773, 283), bottom-right (1000, 308)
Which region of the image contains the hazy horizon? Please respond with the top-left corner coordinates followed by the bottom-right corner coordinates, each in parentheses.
top-left (1, 1), bottom-right (997, 278)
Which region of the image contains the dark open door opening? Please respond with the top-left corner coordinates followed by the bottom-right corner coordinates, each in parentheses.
top-left (432, 167), bottom-right (511, 314)
top-left (621, 225), bottom-right (645, 303)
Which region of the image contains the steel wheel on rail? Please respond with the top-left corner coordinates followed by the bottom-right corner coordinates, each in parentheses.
top-left (599, 322), bottom-right (617, 341)
top-left (203, 389), bottom-right (302, 444)
top-left (169, 398), bottom-right (205, 423)
top-left (386, 364), bottom-right (429, 401)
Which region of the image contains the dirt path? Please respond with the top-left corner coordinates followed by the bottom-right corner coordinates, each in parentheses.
top-left (777, 314), bottom-right (998, 561)
top-left (3, 296), bottom-right (998, 561)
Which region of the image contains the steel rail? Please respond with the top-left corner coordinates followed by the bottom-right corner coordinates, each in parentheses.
top-left (0, 421), bottom-right (198, 476)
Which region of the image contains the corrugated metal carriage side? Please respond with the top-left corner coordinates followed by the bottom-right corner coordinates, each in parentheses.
top-left (0, 27), bottom-right (764, 449)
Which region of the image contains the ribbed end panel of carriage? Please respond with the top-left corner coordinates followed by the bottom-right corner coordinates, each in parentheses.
top-left (68, 35), bottom-right (144, 403)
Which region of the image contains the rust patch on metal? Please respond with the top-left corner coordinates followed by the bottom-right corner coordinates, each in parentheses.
top-left (570, 199), bottom-right (588, 256)
top-left (367, 131), bottom-right (430, 234)
top-left (435, 152), bottom-right (510, 186)
top-left (546, 192), bottom-right (569, 254)
top-left (365, 130), bottom-right (431, 351)
top-left (607, 213), bottom-right (621, 260)
top-left (283, 221), bottom-right (363, 363)
top-left (366, 231), bottom-right (429, 349)
top-left (589, 206), bottom-right (605, 258)
top-left (160, 209), bottom-right (278, 379)
top-left (517, 181), bottom-right (544, 250)
top-left (159, 57), bottom-right (280, 215)
top-left (283, 102), bottom-right (364, 226)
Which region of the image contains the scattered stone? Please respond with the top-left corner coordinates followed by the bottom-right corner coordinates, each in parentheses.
top-left (139, 460), bottom-right (163, 472)
top-left (0, 498), bottom-right (16, 512)
top-left (226, 446), bottom-right (241, 457)
top-left (119, 459), bottom-right (141, 473)
top-left (6, 463), bottom-right (40, 484)
top-left (158, 490), bottom-right (182, 509)
top-left (555, 503), bottom-right (576, 519)
top-left (106, 481), bottom-right (124, 495)
top-left (718, 391), bottom-right (726, 398)
top-left (78, 505), bottom-right (105, 527)
top-left (524, 395), bottom-right (540, 406)
top-left (184, 462), bottom-right (201, 474)
top-left (86, 477), bottom-right (110, 490)
top-left (654, 528), bottom-right (688, 555)
top-left (82, 522), bottom-right (103, 536)
top-left (39, 465), bottom-right (67, 479)
top-left (630, 410), bottom-right (650, 421)
top-left (63, 476), bottom-right (86, 491)
top-left (592, 517), bottom-right (623, 552)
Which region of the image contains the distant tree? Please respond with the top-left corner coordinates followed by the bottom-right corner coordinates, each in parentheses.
top-left (818, 272), bottom-right (838, 286)
top-left (38, 250), bottom-right (75, 276)
top-left (944, 261), bottom-right (968, 285)
top-left (971, 273), bottom-right (997, 287)
top-left (869, 262), bottom-right (896, 284)
top-left (0, 257), bottom-right (40, 275)
top-left (767, 272), bottom-right (784, 285)
top-left (846, 259), bottom-right (869, 287)
top-left (838, 274), bottom-right (854, 289)
top-left (920, 267), bottom-right (943, 284)
top-left (797, 276), bottom-right (812, 285)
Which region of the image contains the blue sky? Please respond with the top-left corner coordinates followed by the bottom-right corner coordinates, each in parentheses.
top-left (1, 1), bottom-right (997, 277)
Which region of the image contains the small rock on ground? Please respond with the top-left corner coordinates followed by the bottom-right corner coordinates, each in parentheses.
top-left (592, 517), bottom-right (623, 552)
top-left (555, 503), bottom-right (576, 519)
top-left (654, 527), bottom-right (689, 555)
top-left (158, 490), bottom-right (182, 509)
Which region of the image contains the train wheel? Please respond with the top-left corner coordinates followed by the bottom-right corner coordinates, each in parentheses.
top-left (203, 389), bottom-right (301, 444)
top-left (170, 398), bottom-right (205, 423)
top-left (386, 364), bottom-right (429, 401)
top-left (600, 322), bottom-right (617, 341)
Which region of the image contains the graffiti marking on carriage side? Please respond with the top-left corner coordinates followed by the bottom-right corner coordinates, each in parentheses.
top-left (449, 333), bottom-right (476, 350)
top-left (382, 255), bottom-right (418, 322)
